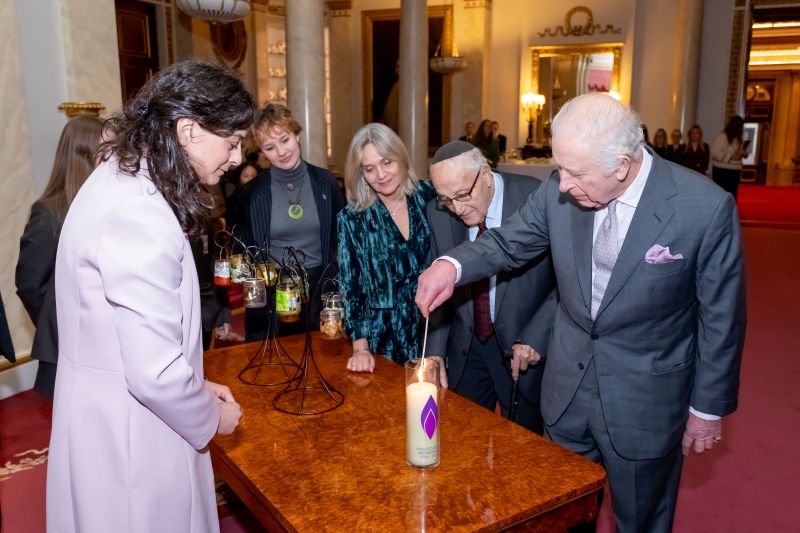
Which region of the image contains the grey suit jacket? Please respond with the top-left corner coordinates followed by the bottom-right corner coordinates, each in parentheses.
top-left (447, 151), bottom-right (746, 460)
top-left (426, 173), bottom-right (557, 397)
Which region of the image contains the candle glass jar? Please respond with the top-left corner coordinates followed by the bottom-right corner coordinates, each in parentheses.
top-left (229, 254), bottom-right (252, 284)
top-left (404, 358), bottom-right (441, 469)
top-left (319, 308), bottom-right (343, 340)
top-left (214, 259), bottom-right (232, 286)
top-left (242, 278), bottom-right (267, 308)
top-left (256, 261), bottom-right (278, 287)
top-left (275, 279), bottom-right (301, 323)
top-left (322, 292), bottom-right (344, 311)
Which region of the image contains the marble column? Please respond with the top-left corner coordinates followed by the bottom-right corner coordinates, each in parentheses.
top-left (398, 0), bottom-right (428, 178)
top-left (286, 0), bottom-right (327, 168)
top-left (669, 0), bottom-right (703, 133)
top-left (327, 1), bottom-right (353, 175)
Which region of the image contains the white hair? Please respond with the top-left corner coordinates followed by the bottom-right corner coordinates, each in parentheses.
top-left (552, 93), bottom-right (644, 173)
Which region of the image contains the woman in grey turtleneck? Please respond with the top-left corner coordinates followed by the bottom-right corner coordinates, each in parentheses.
top-left (237, 104), bottom-right (344, 340)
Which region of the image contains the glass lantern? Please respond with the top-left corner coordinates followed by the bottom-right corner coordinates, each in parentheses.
top-left (229, 253), bottom-right (252, 284)
top-left (214, 259), bottom-right (232, 286)
top-left (242, 278), bottom-right (267, 308)
top-left (276, 279), bottom-right (301, 323)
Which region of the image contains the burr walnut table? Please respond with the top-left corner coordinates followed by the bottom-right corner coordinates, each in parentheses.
top-left (204, 334), bottom-right (605, 532)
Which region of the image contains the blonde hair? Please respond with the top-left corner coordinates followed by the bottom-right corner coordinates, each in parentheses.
top-left (343, 123), bottom-right (418, 211)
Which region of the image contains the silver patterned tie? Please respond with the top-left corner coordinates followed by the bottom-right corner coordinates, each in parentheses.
top-left (591, 199), bottom-right (619, 319)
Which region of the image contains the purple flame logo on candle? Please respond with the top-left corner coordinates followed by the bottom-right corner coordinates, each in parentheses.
top-left (420, 395), bottom-right (438, 440)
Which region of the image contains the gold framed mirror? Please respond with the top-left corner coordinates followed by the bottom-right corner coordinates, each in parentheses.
top-left (530, 43), bottom-right (623, 127)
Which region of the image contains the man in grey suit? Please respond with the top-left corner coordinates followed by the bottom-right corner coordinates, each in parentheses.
top-left (426, 142), bottom-right (556, 434)
top-left (416, 93), bottom-right (745, 532)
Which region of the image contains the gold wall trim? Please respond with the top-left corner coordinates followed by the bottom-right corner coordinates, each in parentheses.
top-left (537, 6), bottom-right (622, 38)
top-left (464, 0), bottom-right (491, 8)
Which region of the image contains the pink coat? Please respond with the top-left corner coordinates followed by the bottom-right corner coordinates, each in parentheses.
top-left (47, 158), bottom-right (221, 533)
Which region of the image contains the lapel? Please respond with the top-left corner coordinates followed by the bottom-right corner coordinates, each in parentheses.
top-left (596, 155), bottom-right (677, 318)
top-left (572, 204), bottom-right (595, 314)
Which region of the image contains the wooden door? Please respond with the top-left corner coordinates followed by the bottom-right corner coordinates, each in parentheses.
top-left (115, 0), bottom-right (159, 102)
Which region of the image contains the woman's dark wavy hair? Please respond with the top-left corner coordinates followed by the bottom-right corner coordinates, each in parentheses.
top-left (724, 115), bottom-right (744, 144)
top-left (99, 59), bottom-right (257, 238)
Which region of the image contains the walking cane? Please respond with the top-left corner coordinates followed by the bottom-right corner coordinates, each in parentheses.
top-left (505, 348), bottom-right (519, 423)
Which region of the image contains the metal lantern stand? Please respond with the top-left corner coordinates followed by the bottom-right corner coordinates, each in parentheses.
top-left (272, 259), bottom-right (344, 415)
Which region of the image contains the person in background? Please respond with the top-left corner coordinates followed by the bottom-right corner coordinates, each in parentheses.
top-left (223, 161), bottom-right (261, 224)
top-left (46, 59), bottom-right (253, 533)
top-left (491, 121), bottom-right (507, 155)
top-left (416, 93), bottom-right (745, 533)
top-left (425, 141), bottom-right (556, 433)
top-left (458, 121), bottom-right (476, 143)
top-left (676, 124), bottom-right (710, 176)
top-left (191, 186), bottom-right (243, 351)
top-left (641, 123), bottom-right (652, 147)
top-left (667, 128), bottom-right (684, 161)
top-left (710, 115), bottom-right (750, 199)
top-left (471, 119), bottom-right (500, 168)
top-left (237, 103), bottom-right (343, 340)
top-left (16, 115), bottom-right (103, 399)
top-left (652, 128), bottom-right (669, 159)
top-left (337, 123), bottom-right (437, 374)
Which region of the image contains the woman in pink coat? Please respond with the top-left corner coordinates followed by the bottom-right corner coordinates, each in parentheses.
top-left (47, 59), bottom-right (256, 533)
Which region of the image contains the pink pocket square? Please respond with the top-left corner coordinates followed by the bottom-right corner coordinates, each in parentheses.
top-left (644, 245), bottom-right (684, 264)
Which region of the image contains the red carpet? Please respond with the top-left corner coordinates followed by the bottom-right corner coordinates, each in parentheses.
top-left (673, 226), bottom-right (800, 532)
top-left (737, 184), bottom-right (800, 227)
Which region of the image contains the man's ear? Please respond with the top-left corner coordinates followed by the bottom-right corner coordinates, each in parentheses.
top-left (176, 118), bottom-right (196, 147)
top-left (615, 156), bottom-right (631, 182)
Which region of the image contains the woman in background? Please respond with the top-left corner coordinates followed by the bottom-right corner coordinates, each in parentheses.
top-left (223, 160), bottom-right (261, 224)
top-left (337, 123), bottom-right (435, 373)
top-left (46, 59), bottom-right (253, 533)
top-left (676, 124), bottom-right (710, 176)
top-left (666, 128), bottom-right (684, 161)
top-left (652, 128), bottom-right (669, 159)
top-left (16, 115), bottom-right (102, 398)
top-left (471, 119), bottom-right (500, 168)
top-left (711, 115), bottom-right (750, 198)
top-left (236, 103), bottom-right (343, 340)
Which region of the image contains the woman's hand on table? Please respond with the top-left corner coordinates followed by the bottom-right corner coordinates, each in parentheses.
top-left (347, 348), bottom-right (376, 373)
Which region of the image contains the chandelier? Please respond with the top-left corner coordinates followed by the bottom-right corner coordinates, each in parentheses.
top-left (175, 0), bottom-right (251, 22)
top-left (429, 2), bottom-right (466, 75)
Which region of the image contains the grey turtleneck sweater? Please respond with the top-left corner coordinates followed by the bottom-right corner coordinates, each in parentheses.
top-left (268, 160), bottom-right (322, 267)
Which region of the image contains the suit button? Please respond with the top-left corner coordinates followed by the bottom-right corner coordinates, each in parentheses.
top-left (591, 334), bottom-right (599, 340)
top-left (578, 363), bottom-right (585, 370)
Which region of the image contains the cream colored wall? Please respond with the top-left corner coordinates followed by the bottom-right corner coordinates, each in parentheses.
top-left (1, 0), bottom-right (37, 362)
top-left (3, 0), bottom-right (122, 368)
top-left (61, 0), bottom-right (123, 114)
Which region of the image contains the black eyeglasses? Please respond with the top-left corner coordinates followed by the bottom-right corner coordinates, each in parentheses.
top-left (436, 166), bottom-right (483, 209)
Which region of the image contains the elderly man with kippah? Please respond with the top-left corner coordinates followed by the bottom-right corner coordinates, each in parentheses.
top-left (424, 140), bottom-right (557, 434)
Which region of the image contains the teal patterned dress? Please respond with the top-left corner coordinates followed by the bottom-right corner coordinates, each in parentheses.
top-left (337, 180), bottom-right (435, 364)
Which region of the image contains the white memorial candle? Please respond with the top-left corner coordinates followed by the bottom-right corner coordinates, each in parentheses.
top-left (406, 378), bottom-right (440, 468)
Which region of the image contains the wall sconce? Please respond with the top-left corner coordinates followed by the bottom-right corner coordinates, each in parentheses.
top-left (521, 92), bottom-right (545, 146)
